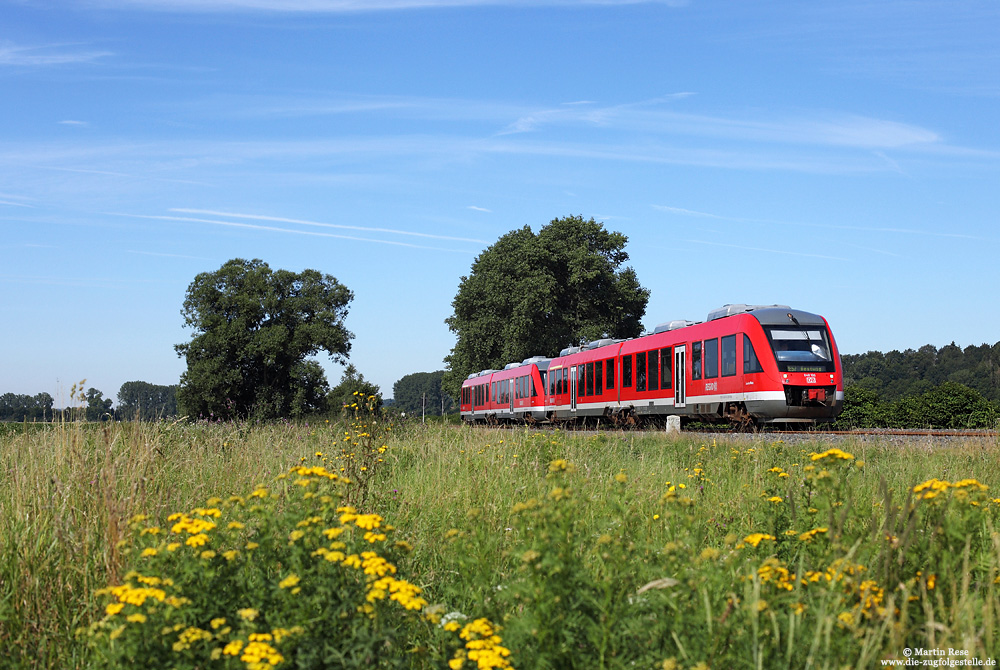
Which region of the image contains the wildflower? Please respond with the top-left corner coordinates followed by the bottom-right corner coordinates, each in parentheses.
top-left (185, 533), bottom-right (210, 547)
top-left (798, 527), bottom-right (828, 542)
top-left (278, 574), bottom-right (301, 590)
top-left (106, 602), bottom-right (125, 616)
top-left (810, 448), bottom-right (855, 462)
top-left (126, 613), bottom-right (147, 624)
top-left (767, 496), bottom-right (783, 504)
top-left (141, 548), bottom-right (158, 557)
top-left (743, 533), bottom-right (776, 548)
top-left (237, 608), bottom-right (259, 621)
top-left (614, 472), bottom-right (628, 484)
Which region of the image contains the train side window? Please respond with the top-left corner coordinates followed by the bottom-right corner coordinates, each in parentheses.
top-left (606, 359), bottom-right (615, 389)
top-left (588, 362), bottom-right (597, 396)
top-left (692, 342), bottom-right (702, 380)
top-left (705, 338), bottom-right (719, 379)
top-left (660, 347), bottom-right (672, 389)
top-left (595, 359), bottom-right (603, 394)
top-left (648, 349), bottom-right (659, 391)
top-left (636, 352), bottom-right (647, 392)
top-left (744, 334), bottom-right (764, 374)
top-left (721, 335), bottom-right (737, 377)
top-left (623, 355), bottom-right (633, 387)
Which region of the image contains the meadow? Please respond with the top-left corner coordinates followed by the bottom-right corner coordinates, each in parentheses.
top-left (2, 414), bottom-right (999, 669)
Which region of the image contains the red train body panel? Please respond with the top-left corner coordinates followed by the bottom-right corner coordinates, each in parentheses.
top-left (460, 305), bottom-right (843, 426)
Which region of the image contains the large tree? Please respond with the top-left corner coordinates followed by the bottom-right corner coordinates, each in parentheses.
top-left (175, 258), bottom-right (353, 420)
top-left (443, 215), bottom-right (649, 397)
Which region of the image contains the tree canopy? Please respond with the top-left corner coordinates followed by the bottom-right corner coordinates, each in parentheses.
top-left (443, 215), bottom-right (649, 396)
top-left (392, 370), bottom-right (456, 416)
top-left (175, 258), bottom-right (353, 420)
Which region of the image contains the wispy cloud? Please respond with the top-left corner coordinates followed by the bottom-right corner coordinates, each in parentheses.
top-left (656, 203), bottom-right (989, 241)
top-left (58, 120), bottom-right (89, 127)
top-left (688, 239), bottom-right (850, 262)
top-left (126, 249), bottom-right (216, 261)
top-left (106, 0), bottom-right (687, 12)
top-left (113, 211), bottom-right (479, 254)
top-left (651, 205), bottom-right (723, 218)
top-left (467, 205), bottom-right (492, 213)
top-left (0, 41), bottom-right (112, 66)
top-left (170, 208), bottom-right (489, 243)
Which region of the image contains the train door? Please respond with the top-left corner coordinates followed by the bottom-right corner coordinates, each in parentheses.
top-left (674, 346), bottom-right (687, 408)
top-left (570, 365), bottom-right (578, 412)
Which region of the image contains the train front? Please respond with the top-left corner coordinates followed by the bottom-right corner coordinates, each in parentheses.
top-left (745, 308), bottom-right (844, 424)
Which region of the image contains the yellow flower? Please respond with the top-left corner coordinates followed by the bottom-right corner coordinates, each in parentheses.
top-left (743, 533), bottom-right (776, 548)
top-left (278, 574), bottom-right (301, 590)
top-left (106, 602), bottom-right (125, 616)
top-left (237, 608), bottom-right (259, 621)
top-left (141, 548), bottom-right (158, 557)
top-left (126, 613), bottom-right (147, 624)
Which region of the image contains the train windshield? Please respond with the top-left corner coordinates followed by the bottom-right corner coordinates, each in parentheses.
top-left (764, 326), bottom-right (835, 372)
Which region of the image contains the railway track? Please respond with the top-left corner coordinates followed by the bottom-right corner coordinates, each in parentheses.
top-left (461, 423), bottom-right (999, 441)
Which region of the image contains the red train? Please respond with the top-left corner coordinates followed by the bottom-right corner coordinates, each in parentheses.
top-left (459, 304), bottom-right (843, 427)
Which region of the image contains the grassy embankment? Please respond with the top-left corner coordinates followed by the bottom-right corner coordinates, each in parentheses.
top-left (2, 418), bottom-right (1000, 668)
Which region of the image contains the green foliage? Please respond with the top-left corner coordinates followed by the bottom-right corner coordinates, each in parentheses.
top-left (835, 382), bottom-right (999, 429)
top-left (85, 388), bottom-right (114, 422)
top-left (328, 365), bottom-right (382, 417)
top-left (0, 392), bottom-right (53, 421)
top-left (442, 216), bottom-right (649, 399)
top-left (117, 381), bottom-right (179, 421)
top-left (392, 370), bottom-right (455, 417)
top-left (843, 341), bottom-right (1000, 404)
top-left (175, 259), bottom-right (353, 421)
top-left (83, 464), bottom-right (507, 670)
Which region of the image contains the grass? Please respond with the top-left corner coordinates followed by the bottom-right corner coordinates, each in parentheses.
top-left (2, 418), bottom-right (1000, 668)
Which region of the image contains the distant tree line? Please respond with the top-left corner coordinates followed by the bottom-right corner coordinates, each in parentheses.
top-left (392, 371), bottom-right (456, 417)
top-left (0, 393), bottom-right (55, 421)
top-left (837, 342), bottom-right (1000, 429)
top-left (842, 342), bottom-right (1000, 403)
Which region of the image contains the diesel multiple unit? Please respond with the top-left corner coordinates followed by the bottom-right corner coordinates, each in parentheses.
top-left (459, 304), bottom-right (843, 427)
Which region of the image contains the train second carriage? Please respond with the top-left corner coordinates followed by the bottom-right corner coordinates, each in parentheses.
top-left (459, 304), bottom-right (843, 427)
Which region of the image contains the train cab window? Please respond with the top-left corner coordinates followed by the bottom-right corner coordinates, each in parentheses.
top-left (721, 335), bottom-right (737, 377)
top-left (648, 349), bottom-right (659, 391)
top-left (623, 355), bottom-right (633, 388)
top-left (585, 362), bottom-right (594, 396)
top-left (606, 359), bottom-right (615, 390)
top-left (636, 352), bottom-right (647, 392)
top-left (595, 359), bottom-right (603, 394)
top-left (539, 371), bottom-right (546, 396)
top-left (660, 347), bottom-right (672, 389)
top-left (532, 375), bottom-right (539, 397)
top-left (704, 338), bottom-right (719, 379)
top-left (744, 334), bottom-right (764, 374)
top-left (692, 342), bottom-right (702, 380)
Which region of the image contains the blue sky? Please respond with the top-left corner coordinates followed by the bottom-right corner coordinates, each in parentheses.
top-left (2, 0), bottom-right (998, 406)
